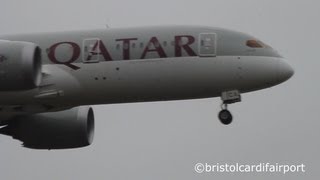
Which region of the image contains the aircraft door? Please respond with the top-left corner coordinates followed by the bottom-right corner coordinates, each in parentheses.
top-left (198, 33), bottom-right (217, 57)
top-left (83, 38), bottom-right (100, 63)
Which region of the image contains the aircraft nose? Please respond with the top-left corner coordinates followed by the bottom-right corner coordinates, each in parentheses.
top-left (277, 60), bottom-right (294, 83)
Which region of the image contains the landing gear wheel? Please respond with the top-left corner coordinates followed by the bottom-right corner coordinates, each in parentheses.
top-left (218, 109), bottom-right (233, 125)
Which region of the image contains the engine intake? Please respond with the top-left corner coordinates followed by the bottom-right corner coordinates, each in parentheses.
top-left (0, 106), bottom-right (94, 149)
top-left (0, 40), bottom-right (42, 91)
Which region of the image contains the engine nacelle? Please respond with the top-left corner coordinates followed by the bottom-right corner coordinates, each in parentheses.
top-left (0, 40), bottom-right (42, 91)
top-left (0, 106), bottom-right (94, 149)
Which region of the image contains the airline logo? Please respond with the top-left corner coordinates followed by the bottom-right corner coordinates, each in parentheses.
top-left (47, 35), bottom-right (198, 69)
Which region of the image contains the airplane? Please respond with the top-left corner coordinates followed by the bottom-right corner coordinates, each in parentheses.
top-left (0, 25), bottom-right (294, 149)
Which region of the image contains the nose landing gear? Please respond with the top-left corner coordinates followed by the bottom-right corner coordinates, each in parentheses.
top-left (218, 90), bottom-right (241, 125)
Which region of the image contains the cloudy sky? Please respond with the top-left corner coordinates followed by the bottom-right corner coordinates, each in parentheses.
top-left (0, 0), bottom-right (319, 179)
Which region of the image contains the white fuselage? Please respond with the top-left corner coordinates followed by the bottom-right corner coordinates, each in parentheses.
top-left (0, 26), bottom-right (293, 115)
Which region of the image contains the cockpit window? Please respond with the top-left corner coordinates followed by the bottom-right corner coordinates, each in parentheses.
top-left (246, 40), bottom-right (264, 48)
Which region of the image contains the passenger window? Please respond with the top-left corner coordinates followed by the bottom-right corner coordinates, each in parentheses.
top-left (163, 41), bottom-right (167, 47)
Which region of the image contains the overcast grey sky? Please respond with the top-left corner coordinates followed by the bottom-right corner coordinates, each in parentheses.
top-left (0, 0), bottom-right (319, 179)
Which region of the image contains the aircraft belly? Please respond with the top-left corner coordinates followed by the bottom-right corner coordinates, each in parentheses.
top-left (72, 56), bottom-right (241, 105)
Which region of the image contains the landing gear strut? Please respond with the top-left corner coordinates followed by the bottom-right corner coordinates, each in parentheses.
top-left (218, 90), bottom-right (241, 125)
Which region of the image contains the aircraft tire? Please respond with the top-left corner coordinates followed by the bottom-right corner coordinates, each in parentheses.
top-left (218, 109), bottom-right (233, 125)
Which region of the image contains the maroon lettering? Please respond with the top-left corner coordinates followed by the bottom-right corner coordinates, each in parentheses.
top-left (175, 35), bottom-right (197, 57)
top-left (116, 38), bottom-right (138, 60)
top-left (48, 42), bottom-right (80, 70)
top-left (86, 40), bottom-right (113, 61)
top-left (141, 37), bottom-right (167, 59)
top-left (48, 35), bottom-right (197, 67)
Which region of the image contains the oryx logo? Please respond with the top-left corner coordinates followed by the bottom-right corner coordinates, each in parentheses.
top-left (0, 55), bottom-right (7, 62)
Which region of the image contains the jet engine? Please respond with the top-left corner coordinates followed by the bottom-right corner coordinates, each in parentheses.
top-left (0, 106), bottom-right (94, 149)
top-left (0, 40), bottom-right (42, 91)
